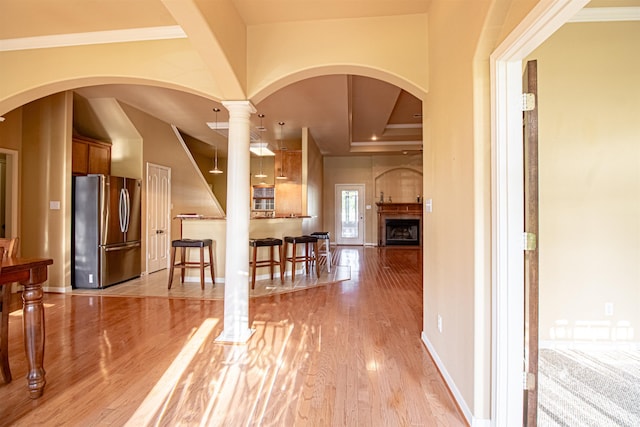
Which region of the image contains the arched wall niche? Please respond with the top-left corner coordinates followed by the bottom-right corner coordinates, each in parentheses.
top-left (375, 167), bottom-right (423, 204)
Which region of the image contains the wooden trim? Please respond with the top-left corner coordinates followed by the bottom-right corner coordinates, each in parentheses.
top-left (376, 203), bottom-right (423, 247)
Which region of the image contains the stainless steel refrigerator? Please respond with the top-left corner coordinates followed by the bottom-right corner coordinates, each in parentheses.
top-left (73, 174), bottom-right (142, 289)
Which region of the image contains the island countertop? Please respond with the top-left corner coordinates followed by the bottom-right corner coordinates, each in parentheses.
top-left (175, 215), bottom-right (310, 220)
top-left (176, 215), bottom-right (311, 281)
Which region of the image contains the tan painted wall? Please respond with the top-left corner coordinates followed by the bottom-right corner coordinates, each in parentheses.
top-left (0, 38), bottom-right (222, 116)
top-left (529, 21), bottom-right (640, 345)
top-left (323, 156), bottom-right (374, 245)
top-left (373, 155), bottom-right (423, 204)
top-left (0, 109), bottom-right (23, 151)
top-left (121, 103), bottom-right (224, 247)
top-left (422, 0), bottom-right (491, 415)
top-left (302, 128), bottom-right (323, 235)
top-left (0, 1), bottom-right (550, 421)
top-left (323, 155), bottom-right (423, 245)
top-left (247, 13), bottom-right (429, 99)
top-left (20, 93), bottom-right (73, 291)
top-left (185, 136), bottom-right (228, 213)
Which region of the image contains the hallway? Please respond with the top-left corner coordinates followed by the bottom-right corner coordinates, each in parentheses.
top-left (1, 247), bottom-right (466, 426)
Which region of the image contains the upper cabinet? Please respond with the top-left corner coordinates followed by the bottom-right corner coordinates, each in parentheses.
top-left (275, 149), bottom-right (302, 216)
top-left (72, 136), bottom-right (111, 176)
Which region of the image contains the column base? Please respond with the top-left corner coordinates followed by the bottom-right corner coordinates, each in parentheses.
top-left (215, 328), bottom-right (255, 344)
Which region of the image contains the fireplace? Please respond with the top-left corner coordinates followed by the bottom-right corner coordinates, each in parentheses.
top-left (385, 219), bottom-right (420, 246)
top-left (376, 202), bottom-right (422, 247)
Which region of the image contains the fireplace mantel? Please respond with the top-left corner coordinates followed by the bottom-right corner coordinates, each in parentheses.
top-left (376, 203), bottom-right (423, 247)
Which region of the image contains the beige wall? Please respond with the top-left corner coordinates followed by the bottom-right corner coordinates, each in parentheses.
top-left (302, 128), bottom-right (323, 234)
top-left (247, 13), bottom-right (429, 99)
top-left (0, 38), bottom-right (223, 116)
top-left (0, 1), bottom-right (553, 422)
top-left (373, 154), bottom-right (423, 204)
top-left (122, 102), bottom-right (225, 246)
top-left (323, 155), bottom-right (423, 245)
top-left (21, 93), bottom-right (73, 291)
top-left (323, 156), bottom-right (375, 244)
top-left (530, 21), bottom-right (640, 345)
top-left (185, 136), bottom-right (228, 213)
top-left (422, 0), bottom-right (492, 417)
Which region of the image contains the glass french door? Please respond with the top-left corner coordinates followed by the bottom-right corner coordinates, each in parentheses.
top-left (335, 184), bottom-right (365, 245)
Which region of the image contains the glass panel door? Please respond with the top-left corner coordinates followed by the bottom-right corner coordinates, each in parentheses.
top-left (335, 184), bottom-right (365, 245)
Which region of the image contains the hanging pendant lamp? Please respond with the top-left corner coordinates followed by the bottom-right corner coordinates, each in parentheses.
top-left (254, 114), bottom-right (267, 178)
top-left (209, 108), bottom-right (224, 174)
top-left (276, 121), bottom-right (287, 180)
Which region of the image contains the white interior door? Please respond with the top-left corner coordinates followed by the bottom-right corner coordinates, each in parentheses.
top-left (335, 184), bottom-right (365, 245)
top-left (146, 163), bottom-right (171, 274)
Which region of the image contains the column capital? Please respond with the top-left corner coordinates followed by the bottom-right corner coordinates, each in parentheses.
top-left (221, 100), bottom-right (257, 115)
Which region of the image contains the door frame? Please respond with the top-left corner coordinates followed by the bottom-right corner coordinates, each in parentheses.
top-left (490, 0), bottom-right (588, 424)
top-left (0, 148), bottom-right (18, 240)
top-left (145, 162), bottom-right (171, 274)
top-left (523, 59), bottom-right (540, 427)
top-left (334, 184), bottom-right (365, 245)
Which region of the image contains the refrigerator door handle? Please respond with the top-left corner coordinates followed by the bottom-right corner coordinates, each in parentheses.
top-left (119, 188), bottom-right (131, 233)
top-left (124, 188), bottom-right (130, 233)
top-left (103, 241), bottom-right (141, 252)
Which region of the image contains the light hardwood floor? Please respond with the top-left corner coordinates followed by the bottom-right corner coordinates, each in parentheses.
top-left (1, 247), bottom-right (466, 426)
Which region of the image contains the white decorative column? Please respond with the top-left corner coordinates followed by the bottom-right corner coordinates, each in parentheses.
top-left (216, 100), bottom-right (256, 343)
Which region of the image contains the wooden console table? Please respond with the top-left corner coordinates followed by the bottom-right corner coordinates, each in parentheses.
top-left (0, 257), bottom-right (53, 398)
top-left (376, 203), bottom-right (423, 247)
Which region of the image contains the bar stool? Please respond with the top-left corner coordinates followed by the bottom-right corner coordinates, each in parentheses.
top-left (249, 238), bottom-right (284, 289)
top-left (283, 235), bottom-right (320, 282)
top-left (168, 239), bottom-right (215, 290)
top-left (310, 231), bottom-right (331, 273)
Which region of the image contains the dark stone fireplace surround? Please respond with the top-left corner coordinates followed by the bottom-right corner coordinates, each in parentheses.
top-left (385, 218), bottom-right (420, 246)
top-left (376, 202), bottom-right (423, 247)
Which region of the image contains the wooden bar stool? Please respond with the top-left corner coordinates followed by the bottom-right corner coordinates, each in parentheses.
top-left (168, 239), bottom-right (215, 290)
top-left (249, 238), bottom-right (284, 289)
top-left (310, 231), bottom-right (331, 273)
top-left (283, 235), bottom-right (320, 282)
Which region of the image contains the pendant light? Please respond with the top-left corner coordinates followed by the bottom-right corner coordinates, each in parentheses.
top-left (254, 114), bottom-right (267, 178)
top-left (276, 121), bottom-right (287, 180)
top-left (209, 108), bottom-right (223, 174)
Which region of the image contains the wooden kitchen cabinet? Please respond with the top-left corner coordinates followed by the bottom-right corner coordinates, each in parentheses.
top-left (72, 136), bottom-right (111, 176)
top-left (275, 150), bottom-right (302, 216)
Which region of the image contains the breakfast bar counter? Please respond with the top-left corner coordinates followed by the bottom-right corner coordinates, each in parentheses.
top-left (177, 216), bottom-right (309, 282)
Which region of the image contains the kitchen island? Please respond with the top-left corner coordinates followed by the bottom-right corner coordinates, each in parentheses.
top-left (178, 215), bottom-right (311, 282)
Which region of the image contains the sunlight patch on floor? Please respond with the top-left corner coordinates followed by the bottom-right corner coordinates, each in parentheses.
top-left (124, 318), bottom-right (219, 426)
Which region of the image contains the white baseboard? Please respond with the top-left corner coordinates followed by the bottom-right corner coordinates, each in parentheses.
top-left (421, 331), bottom-right (476, 426)
top-left (43, 285), bottom-right (73, 293)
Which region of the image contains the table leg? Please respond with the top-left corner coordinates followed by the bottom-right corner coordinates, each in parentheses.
top-left (22, 281), bottom-right (46, 398)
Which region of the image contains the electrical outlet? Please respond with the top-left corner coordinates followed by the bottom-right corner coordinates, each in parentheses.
top-left (605, 302), bottom-right (614, 316)
top-left (437, 314), bottom-right (443, 333)
top-left (425, 198), bottom-right (433, 213)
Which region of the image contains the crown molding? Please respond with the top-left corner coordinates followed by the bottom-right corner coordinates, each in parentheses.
top-left (569, 7), bottom-right (640, 22)
top-left (0, 25), bottom-right (186, 52)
